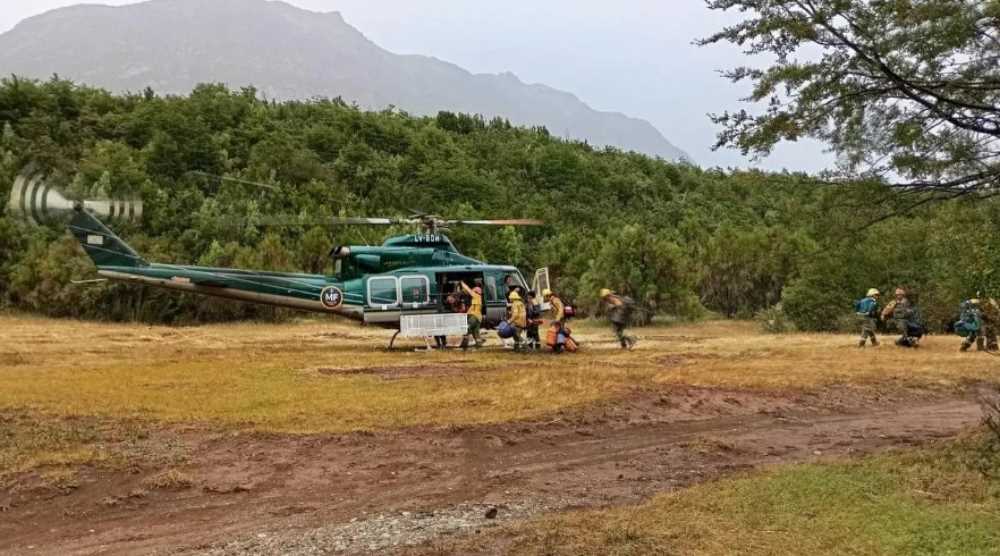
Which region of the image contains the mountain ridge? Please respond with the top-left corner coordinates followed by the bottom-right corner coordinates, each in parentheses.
top-left (0, 0), bottom-right (691, 162)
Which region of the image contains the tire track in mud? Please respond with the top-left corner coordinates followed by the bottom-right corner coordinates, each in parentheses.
top-left (0, 391), bottom-right (986, 556)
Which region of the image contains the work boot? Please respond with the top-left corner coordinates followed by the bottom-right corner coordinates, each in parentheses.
top-left (858, 340), bottom-right (866, 348)
top-left (961, 342), bottom-right (972, 352)
top-left (872, 339), bottom-right (880, 347)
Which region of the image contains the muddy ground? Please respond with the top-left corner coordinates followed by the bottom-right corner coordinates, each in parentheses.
top-left (0, 382), bottom-right (989, 556)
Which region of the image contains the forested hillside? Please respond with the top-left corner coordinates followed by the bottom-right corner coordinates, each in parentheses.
top-left (0, 0), bottom-right (689, 162)
top-left (0, 78), bottom-right (997, 329)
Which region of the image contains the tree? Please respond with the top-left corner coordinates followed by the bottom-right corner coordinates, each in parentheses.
top-left (579, 225), bottom-right (700, 324)
top-left (702, 0), bottom-right (1000, 198)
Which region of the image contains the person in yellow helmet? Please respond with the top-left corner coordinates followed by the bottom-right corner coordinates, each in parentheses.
top-left (508, 288), bottom-right (528, 352)
top-left (543, 288), bottom-right (565, 323)
top-left (600, 288), bottom-right (637, 350)
top-left (459, 281), bottom-right (484, 350)
top-left (854, 288), bottom-right (881, 348)
top-left (543, 288), bottom-right (567, 353)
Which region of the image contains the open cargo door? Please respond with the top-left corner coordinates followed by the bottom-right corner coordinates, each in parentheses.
top-left (533, 267), bottom-right (551, 311)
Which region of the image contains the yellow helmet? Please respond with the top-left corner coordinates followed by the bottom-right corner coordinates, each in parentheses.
top-left (542, 289), bottom-right (553, 298)
top-left (600, 288), bottom-right (613, 298)
top-left (509, 290), bottom-right (522, 301)
top-left (867, 288), bottom-right (880, 297)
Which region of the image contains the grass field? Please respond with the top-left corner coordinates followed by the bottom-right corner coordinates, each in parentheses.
top-left (1, 315), bottom-right (996, 433)
top-left (486, 436), bottom-right (1000, 556)
top-left (3, 313), bottom-right (1000, 554)
top-left (2, 314), bottom-right (997, 479)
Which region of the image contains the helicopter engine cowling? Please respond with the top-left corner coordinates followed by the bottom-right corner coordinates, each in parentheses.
top-left (354, 254), bottom-right (383, 272)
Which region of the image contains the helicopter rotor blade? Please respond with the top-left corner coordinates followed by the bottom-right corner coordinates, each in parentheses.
top-left (329, 217), bottom-right (408, 226)
top-left (204, 214), bottom-right (334, 228)
top-left (187, 171), bottom-right (281, 191)
top-left (444, 219), bottom-right (545, 227)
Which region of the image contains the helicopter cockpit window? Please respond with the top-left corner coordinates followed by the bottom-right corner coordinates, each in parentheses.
top-left (503, 272), bottom-right (528, 295)
top-left (400, 276), bottom-right (430, 305)
top-left (368, 277), bottom-right (399, 307)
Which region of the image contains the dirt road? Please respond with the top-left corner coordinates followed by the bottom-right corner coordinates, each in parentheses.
top-left (0, 385), bottom-right (984, 555)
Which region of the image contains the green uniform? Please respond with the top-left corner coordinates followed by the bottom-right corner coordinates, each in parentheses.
top-left (883, 297), bottom-right (921, 347)
top-left (604, 294), bottom-right (636, 350)
top-left (964, 298), bottom-right (999, 352)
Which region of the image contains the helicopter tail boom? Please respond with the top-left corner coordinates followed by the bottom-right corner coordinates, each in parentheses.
top-left (69, 207), bottom-right (148, 269)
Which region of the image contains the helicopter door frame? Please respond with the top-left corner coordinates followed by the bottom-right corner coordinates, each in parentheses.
top-left (532, 268), bottom-right (550, 295)
top-left (532, 267), bottom-right (552, 311)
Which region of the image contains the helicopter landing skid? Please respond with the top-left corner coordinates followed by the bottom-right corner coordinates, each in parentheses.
top-left (388, 330), bottom-right (402, 350)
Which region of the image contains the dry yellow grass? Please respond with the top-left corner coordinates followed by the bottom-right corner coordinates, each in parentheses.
top-left (0, 315), bottom-right (997, 438)
top-left (647, 320), bottom-right (1000, 390)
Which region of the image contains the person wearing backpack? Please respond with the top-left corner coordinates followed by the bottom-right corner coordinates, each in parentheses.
top-left (525, 290), bottom-right (543, 351)
top-left (881, 287), bottom-right (923, 348)
top-left (958, 295), bottom-right (999, 352)
top-left (854, 288), bottom-right (881, 348)
top-left (601, 288), bottom-right (637, 350)
top-left (982, 297), bottom-right (1000, 352)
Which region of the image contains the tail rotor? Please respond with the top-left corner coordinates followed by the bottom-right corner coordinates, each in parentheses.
top-left (7, 170), bottom-right (142, 224)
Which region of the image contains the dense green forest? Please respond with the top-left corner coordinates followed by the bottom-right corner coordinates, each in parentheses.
top-left (0, 78), bottom-right (997, 330)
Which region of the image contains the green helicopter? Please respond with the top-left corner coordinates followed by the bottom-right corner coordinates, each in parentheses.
top-left (9, 171), bottom-right (545, 338)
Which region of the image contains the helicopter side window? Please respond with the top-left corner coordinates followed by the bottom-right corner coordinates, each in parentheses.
top-left (400, 276), bottom-right (430, 306)
top-left (367, 277), bottom-right (400, 308)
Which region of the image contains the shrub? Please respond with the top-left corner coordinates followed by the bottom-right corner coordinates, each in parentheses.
top-left (755, 304), bottom-right (796, 334)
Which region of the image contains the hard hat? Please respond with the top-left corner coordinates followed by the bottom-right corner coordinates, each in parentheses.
top-left (600, 288), bottom-right (613, 298)
top-left (867, 288), bottom-right (880, 297)
top-left (509, 291), bottom-right (522, 301)
top-left (542, 289), bottom-right (553, 298)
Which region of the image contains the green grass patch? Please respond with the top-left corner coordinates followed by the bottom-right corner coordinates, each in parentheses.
top-left (506, 436), bottom-right (1000, 555)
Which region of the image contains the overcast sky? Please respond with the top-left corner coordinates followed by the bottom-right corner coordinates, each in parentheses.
top-left (0, 0), bottom-right (830, 172)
